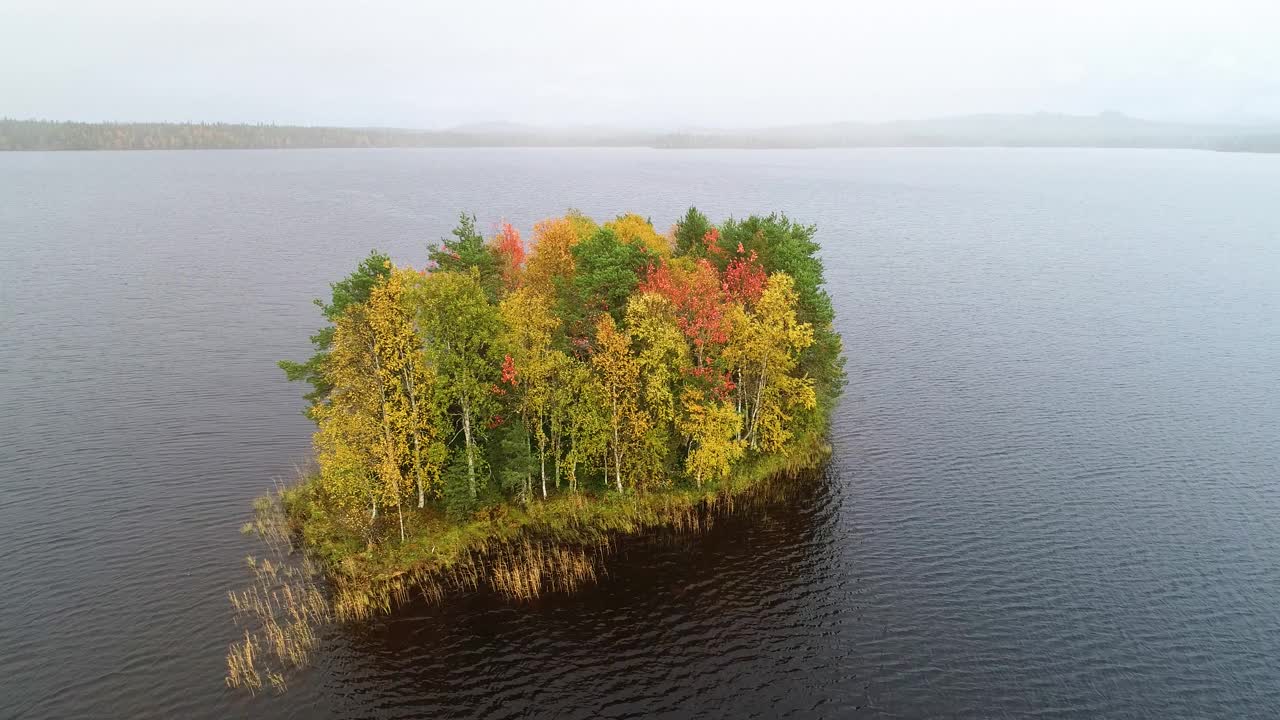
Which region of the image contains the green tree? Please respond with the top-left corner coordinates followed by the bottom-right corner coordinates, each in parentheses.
top-left (673, 206), bottom-right (712, 257)
top-left (564, 227), bottom-right (653, 333)
top-left (408, 269), bottom-right (501, 500)
top-left (429, 213), bottom-right (502, 301)
top-left (279, 251), bottom-right (392, 418)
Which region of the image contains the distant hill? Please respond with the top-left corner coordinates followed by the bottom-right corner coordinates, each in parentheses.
top-left (3, 114), bottom-right (1278, 152)
top-left (655, 113), bottom-right (1280, 151)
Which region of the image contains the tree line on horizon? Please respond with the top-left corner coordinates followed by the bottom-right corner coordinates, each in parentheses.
top-left (6, 117), bottom-right (1279, 152)
top-left (281, 208), bottom-right (845, 543)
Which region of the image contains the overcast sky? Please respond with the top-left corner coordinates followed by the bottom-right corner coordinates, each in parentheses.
top-left (3, 0), bottom-right (1278, 128)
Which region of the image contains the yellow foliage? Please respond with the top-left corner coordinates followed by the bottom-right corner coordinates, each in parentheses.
top-left (605, 213), bottom-right (671, 257)
top-left (678, 388), bottom-right (746, 487)
top-left (723, 272), bottom-right (816, 453)
top-left (524, 218), bottom-right (579, 301)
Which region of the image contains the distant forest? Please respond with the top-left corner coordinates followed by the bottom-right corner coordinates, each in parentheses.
top-left (3, 116), bottom-right (1278, 152)
top-left (0, 119), bottom-right (472, 151)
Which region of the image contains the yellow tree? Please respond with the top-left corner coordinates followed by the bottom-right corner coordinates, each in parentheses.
top-left (314, 302), bottom-right (409, 543)
top-left (590, 314), bottom-right (642, 492)
top-left (368, 267), bottom-right (447, 509)
top-left (677, 388), bottom-right (745, 487)
top-left (560, 360), bottom-right (609, 493)
top-left (524, 217), bottom-right (579, 302)
top-left (565, 209), bottom-right (599, 243)
top-left (498, 286), bottom-right (567, 498)
top-left (625, 292), bottom-right (689, 424)
top-left (624, 292), bottom-right (690, 487)
top-left (605, 213), bottom-right (671, 257)
top-left (725, 272), bottom-right (817, 453)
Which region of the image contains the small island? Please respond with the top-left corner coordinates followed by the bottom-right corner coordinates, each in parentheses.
top-left (228, 208), bottom-right (844, 691)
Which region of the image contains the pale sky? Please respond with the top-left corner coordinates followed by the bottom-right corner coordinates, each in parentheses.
top-left (2, 0), bottom-right (1278, 127)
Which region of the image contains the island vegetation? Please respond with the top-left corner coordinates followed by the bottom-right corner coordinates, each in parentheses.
top-left (226, 207), bottom-right (844, 692)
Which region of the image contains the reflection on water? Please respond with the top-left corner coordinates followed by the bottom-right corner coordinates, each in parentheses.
top-left (326, 471), bottom-right (845, 719)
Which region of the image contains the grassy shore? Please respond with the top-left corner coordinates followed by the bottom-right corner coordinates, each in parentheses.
top-left (280, 432), bottom-right (832, 621)
top-left (227, 434), bottom-right (830, 692)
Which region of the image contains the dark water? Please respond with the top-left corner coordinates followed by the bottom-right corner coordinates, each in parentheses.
top-left (2, 148), bottom-right (1279, 719)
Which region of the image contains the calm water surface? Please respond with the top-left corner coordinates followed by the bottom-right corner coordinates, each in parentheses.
top-left (2, 148), bottom-right (1278, 718)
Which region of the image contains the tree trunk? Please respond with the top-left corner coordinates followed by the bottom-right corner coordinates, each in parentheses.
top-left (553, 428), bottom-right (561, 490)
top-left (736, 369), bottom-right (744, 441)
top-left (461, 398), bottom-right (477, 499)
top-left (403, 367), bottom-right (425, 509)
top-left (611, 398), bottom-right (623, 493)
top-left (749, 360), bottom-right (768, 450)
top-left (539, 431), bottom-right (547, 498)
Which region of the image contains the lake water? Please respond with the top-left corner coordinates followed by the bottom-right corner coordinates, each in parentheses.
top-left (2, 147), bottom-right (1278, 718)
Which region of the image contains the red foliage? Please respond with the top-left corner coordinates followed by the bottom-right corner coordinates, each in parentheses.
top-left (701, 227), bottom-right (724, 256)
top-left (486, 414), bottom-right (505, 429)
top-left (492, 222), bottom-right (526, 290)
top-left (640, 258), bottom-right (730, 361)
top-left (721, 249), bottom-right (767, 305)
top-left (500, 354), bottom-right (519, 386)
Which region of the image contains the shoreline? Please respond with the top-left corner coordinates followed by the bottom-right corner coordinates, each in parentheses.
top-left (284, 431), bottom-right (833, 621)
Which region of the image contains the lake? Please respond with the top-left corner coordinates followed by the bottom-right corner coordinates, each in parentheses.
top-left (2, 147), bottom-right (1278, 718)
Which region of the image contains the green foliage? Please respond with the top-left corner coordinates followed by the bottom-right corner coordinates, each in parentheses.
top-left (441, 453), bottom-right (481, 522)
top-left (717, 214), bottom-right (846, 404)
top-left (564, 227), bottom-right (654, 329)
top-left (489, 419), bottom-right (536, 502)
top-left (278, 251), bottom-right (392, 418)
top-left (674, 206), bottom-right (712, 256)
top-left (429, 213), bottom-right (502, 301)
top-left (281, 207), bottom-right (843, 555)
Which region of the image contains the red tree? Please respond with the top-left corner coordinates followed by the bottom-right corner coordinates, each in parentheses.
top-left (640, 258), bottom-right (730, 366)
top-left (491, 221), bottom-right (525, 291)
top-left (721, 248), bottom-right (767, 306)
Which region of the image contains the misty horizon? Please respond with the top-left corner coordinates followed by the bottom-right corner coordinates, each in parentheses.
top-left (4, 0), bottom-right (1279, 129)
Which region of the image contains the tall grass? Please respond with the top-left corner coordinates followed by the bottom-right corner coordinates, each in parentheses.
top-left (225, 435), bottom-right (831, 692)
top-left (225, 493), bottom-right (331, 694)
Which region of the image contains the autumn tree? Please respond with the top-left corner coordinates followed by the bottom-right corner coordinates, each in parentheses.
top-left (499, 287), bottom-right (568, 498)
top-left (677, 388), bottom-right (745, 487)
top-left (368, 268), bottom-right (447, 509)
top-left (725, 272), bottom-right (817, 452)
top-left (565, 209), bottom-right (599, 242)
top-left (279, 251), bottom-right (392, 417)
top-left (560, 360), bottom-right (610, 492)
top-left (618, 293), bottom-right (688, 487)
top-left (314, 297), bottom-right (415, 543)
top-left (639, 258), bottom-right (730, 368)
top-left (312, 304), bottom-right (383, 542)
top-left (524, 217), bottom-right (579, 303)
top-left (605, 213), bottom-right (671, 257)
top-left (408, 269), bottom-right (501, 500)
top-left (590, 314), bottom-right (642, 492)
top-left (716, 213), bottom-right (844, 402)
top-left (489, 221), bottom-right (526, 293)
